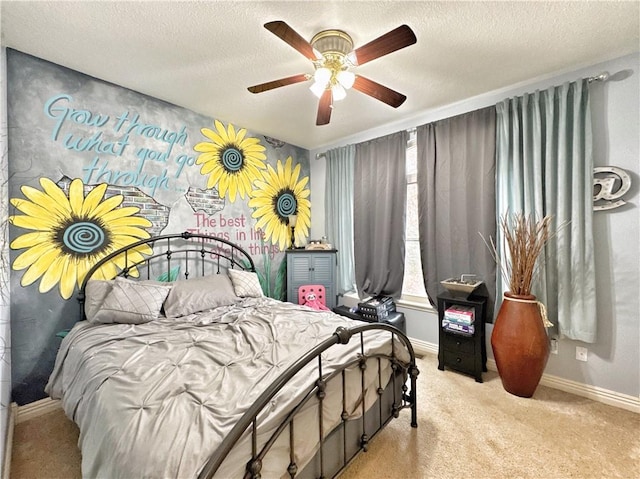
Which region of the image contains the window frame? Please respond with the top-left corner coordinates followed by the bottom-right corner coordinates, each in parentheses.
top-left (401, 129), bottom-right (430, 307)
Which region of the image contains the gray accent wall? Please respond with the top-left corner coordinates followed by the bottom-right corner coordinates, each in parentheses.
top-left (5, 49), bottom-right (310, 405)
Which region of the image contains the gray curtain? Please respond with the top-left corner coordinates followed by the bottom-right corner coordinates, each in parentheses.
top-left (354, 131), bottom-right (408, 298)
top-left (325, 145), bottom-right (356, 295)
top-left (416, 107), bottom-right (497, 317)
top-left (495, 79), bottom-right (596, 342)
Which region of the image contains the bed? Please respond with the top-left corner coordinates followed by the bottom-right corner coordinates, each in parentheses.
top-left (45, 232), bottom-right (419, 479)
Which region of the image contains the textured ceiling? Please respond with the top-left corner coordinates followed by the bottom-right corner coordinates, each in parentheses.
top-left (1, 1), bottom-right (639, 150)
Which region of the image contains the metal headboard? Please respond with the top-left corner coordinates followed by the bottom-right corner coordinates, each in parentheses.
top-left (77, 231), bottom-right (255, 320)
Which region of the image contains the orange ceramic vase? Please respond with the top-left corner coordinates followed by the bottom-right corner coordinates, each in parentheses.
top-left (491, 292), bottom-right (550, 398)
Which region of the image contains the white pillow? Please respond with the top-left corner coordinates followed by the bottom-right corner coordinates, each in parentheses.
top-left (91, 277), bottom-right (172, 324)
top-left (163, 274), bottom-right (239, 318)
top-left (228, 269), bottom-right (264, 297)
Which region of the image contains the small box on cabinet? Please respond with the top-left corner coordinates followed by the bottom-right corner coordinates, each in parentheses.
top-left (357, 296), bottom-right (396, 319)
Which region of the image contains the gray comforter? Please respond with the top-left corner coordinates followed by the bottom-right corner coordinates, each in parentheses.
top-left (46, 297), bottom-right (408, 478)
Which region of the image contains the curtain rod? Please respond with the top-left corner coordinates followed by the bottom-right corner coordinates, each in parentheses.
top-left (587, 71), bottom-right (609, 83)
top-left (315, 72), bottom-right (610, 160)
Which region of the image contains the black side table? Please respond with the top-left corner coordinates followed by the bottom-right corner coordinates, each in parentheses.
top-left (437, 291), bottom-right (488, 382)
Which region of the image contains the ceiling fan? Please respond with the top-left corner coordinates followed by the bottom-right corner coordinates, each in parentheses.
top-left (248, 21), bottom-right (417, 126)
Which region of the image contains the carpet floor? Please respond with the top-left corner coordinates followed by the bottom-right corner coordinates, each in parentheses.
top-left (10, 353), bottom-right (640, 478)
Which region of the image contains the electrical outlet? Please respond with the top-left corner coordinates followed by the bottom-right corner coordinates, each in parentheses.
top-left (576, 346), bottom-right (588, 362)
top-left (550, 338), bottom-right (558, 355)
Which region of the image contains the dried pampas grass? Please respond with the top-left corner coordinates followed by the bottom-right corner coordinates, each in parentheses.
top-left (483, 213), bottom-right (556, 296)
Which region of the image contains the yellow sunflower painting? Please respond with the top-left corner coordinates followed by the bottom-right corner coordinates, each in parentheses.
top-left (9, 178), bottom-right (153, 299)
top-left (194, 120), bottom-right (267, 202)
top-left (249, 156), bottom-right (311, 251)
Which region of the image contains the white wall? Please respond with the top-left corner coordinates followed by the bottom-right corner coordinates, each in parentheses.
top-left (310, 53), bottom-right (640, 399)
top-left (0, 47), bottom-right (12, 476)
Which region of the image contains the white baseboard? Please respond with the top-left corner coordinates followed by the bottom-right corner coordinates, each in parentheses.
top-left (409, 337), bottom-right (640, 414)
top-left (537, 367), bottom-right (640, 413)
top-left (16, 397), bottom-right (61, 424)
top-left (408, 337), bottom-right (438, 357)
top-left (2, 403), bottom-right (17, 479)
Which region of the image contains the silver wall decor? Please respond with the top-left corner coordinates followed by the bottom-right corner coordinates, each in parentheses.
top-left (593, 166), bottom-right (631, 211)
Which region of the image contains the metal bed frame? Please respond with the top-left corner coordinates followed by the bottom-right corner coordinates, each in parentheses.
top-left (76, 232), bottom-right (419, 479)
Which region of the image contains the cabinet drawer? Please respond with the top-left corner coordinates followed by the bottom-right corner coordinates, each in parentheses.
top-left (442, 333), bottom-right (475, 354)
top-left (443, 350), bottom-right (476, 373)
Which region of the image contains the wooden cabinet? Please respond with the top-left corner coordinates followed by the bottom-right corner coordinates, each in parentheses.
top-left (286, 250), bottom-right (338, 310)
top-left (437, 291), bottom-right (488, 383)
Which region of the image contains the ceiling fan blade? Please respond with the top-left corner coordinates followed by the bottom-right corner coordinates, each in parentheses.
top-left (264, 21), bottom-right (318, 61)
top-left (351, 25), bottom-right (417, 66)
top-left (248, 74), bottom-right (309, 94)
top-left (316, 89), bottom-right (333, 125)
top-left (352, 75), bottom-right (407, 108)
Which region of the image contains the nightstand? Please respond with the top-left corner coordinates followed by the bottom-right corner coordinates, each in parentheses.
top-left (437, 291), bottom-right (488, 382)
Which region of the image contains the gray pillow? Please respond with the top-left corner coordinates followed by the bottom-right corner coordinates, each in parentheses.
top-left (228, 269), bottom-right (264, 297)
top-left (163, 274), bottom-right (239, 318)
top-left (92, 277), bottom-right (172, 324)
top-left (84, 279), bottom-right (113, 322)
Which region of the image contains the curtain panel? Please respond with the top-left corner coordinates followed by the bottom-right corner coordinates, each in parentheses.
top-left (416, 107), bottom-right (497, 316)
top-left (495, 79), bottom-right (596, 342)
top-left (354, 131), bottom-right (408, 299)
top-left (325, 145), bottom-right (356, 295)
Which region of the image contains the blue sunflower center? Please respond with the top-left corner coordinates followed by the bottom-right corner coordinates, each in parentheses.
top-left (58, 219), bottom-right (109, 256)
top-left (275, 189), bottom-right (297, 221)
top-left (221, 146), bottom-right (244, 172)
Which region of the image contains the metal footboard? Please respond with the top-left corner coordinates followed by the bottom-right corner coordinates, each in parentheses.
top-left (198, 323), bottom-right (419, 479)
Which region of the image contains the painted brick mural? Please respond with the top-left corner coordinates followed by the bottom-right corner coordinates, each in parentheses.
top-left (5, 49), bottom-right (310, 404)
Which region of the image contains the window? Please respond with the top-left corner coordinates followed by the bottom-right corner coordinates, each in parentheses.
top-left (402, 130), bottom-right (428, 302)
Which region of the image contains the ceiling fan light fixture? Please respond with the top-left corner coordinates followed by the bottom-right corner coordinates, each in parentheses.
top-left (309, 80), bottom-right (327, 98)
top-left (345, 51), bottom-right (358, 66)
top-left (313, 67), bottom-right (332, 84)
top-left (332, 83), bottom-right (347, 101)
top-left (336, 70), bottom-right (355, 89)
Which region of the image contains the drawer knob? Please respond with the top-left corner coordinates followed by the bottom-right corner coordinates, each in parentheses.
top-left (456, 357), bottom-right (462, 363)
top-left (456, 341), bottom-right (461, 346)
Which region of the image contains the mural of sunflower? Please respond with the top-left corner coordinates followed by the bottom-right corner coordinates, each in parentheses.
top-left (9, 178), bottom-right (152, 299)
top-left (248, 156), bottom-right (311, 251)
top-left (194, 120), bottom-right (267, 202)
